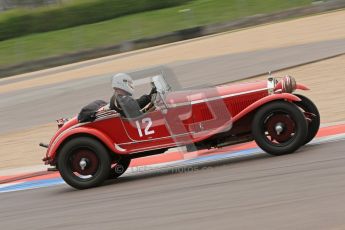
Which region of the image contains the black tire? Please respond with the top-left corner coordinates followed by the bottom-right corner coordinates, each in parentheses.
top-left (108, 157), bottom-right (131, 179)
top-left (294, 94), bottom-right (320, 144)
top-left (252, 101), bottom-right (308, 156)
top-left (57, 137), bottom-right (111, 189)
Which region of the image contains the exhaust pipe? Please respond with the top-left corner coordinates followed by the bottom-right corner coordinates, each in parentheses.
top-left (39, 143), bottom-right (49, 148)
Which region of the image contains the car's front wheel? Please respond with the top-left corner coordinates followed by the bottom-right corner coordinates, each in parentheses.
top-left (252, 101), bottom-right (308, 156)
top-left (57, 137), bottom-right (111, 189)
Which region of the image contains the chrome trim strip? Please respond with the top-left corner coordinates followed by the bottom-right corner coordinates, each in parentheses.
top-left (118, 132), bottom-right (195, 146)
top-left (95, 110), bottom-right (120, 121)
top-left (114, 143), bottom-right (126, 152)
top-left (95, 113), bottom-right (120, 121)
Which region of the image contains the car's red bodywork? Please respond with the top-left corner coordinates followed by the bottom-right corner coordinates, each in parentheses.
top-left (43, 77), bottom-right (309, 166)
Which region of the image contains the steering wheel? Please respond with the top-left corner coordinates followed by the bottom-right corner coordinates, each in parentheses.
top-left (140, 92), bottom-right (157, 113)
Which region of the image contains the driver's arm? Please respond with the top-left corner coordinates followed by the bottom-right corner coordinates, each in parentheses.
top-left (136, 94), bottom-right (151, 109)
top-left (136, 87), bottom-right (156, 109)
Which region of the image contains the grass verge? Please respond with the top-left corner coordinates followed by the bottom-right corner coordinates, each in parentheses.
top-left (0, 0), bottom-right (189, 41)
top-left (0, 0), bottom-right (312, 68)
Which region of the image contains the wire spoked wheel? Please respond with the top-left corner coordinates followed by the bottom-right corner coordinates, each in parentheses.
top-left (70, 149), bottom-right (99, 180)
top-left (265, 113), bottom-right (296, 144)
top-left (252, 101), bottom-right (308, 156)
top-left (58, 137), bottom-right (111, 189)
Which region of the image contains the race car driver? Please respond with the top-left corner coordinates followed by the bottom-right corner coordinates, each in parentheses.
top-left (109, 73), bottom-right (156, 118)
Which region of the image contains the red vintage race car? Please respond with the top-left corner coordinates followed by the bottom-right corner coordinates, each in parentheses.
top-left (41, 74), bottom-right (319, 189)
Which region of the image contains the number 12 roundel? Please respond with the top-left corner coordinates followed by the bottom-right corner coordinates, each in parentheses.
top-left (135, 118), bottom-right (155, 137)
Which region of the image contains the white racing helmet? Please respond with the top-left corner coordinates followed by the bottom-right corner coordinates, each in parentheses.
top-left (111, 73), bottom-right (134, 95)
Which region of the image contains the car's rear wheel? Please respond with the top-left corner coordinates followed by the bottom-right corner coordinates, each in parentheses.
top-left (294, 94), bottom-right (320, 144)
top-left (57, 137), bottom-right (111, 189)
top-left (252, 101), bottom-right (308, 156)
top-left (108, 157), bottom-right (131, 179)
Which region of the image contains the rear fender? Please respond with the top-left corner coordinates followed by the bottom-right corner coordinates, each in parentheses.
top-left (47, 127), bottom-right (121, 162)
top-left (233, 93), bottom-right (301, 122)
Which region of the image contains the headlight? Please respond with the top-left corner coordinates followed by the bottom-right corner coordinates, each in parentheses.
top-left (281, 75), bottom-right (296, 93)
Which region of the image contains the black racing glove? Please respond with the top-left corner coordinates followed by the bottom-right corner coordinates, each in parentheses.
top-left (149, 86), bottom-right (157, 96)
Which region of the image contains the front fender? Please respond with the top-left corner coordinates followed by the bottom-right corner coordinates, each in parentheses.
top-left (233, 93), bottom-right (301, 122)
top-left (47, 126), bottom-right (120, 163)
top-left (296, 83), bottom-right (309, 90)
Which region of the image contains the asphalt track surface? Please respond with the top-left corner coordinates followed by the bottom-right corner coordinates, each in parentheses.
top-left (2, 39), bottom-right (345, 229)
top-left (0, 141), bottom-right (345, 229)
top-left (1, 38), bottom-right (345, 133)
